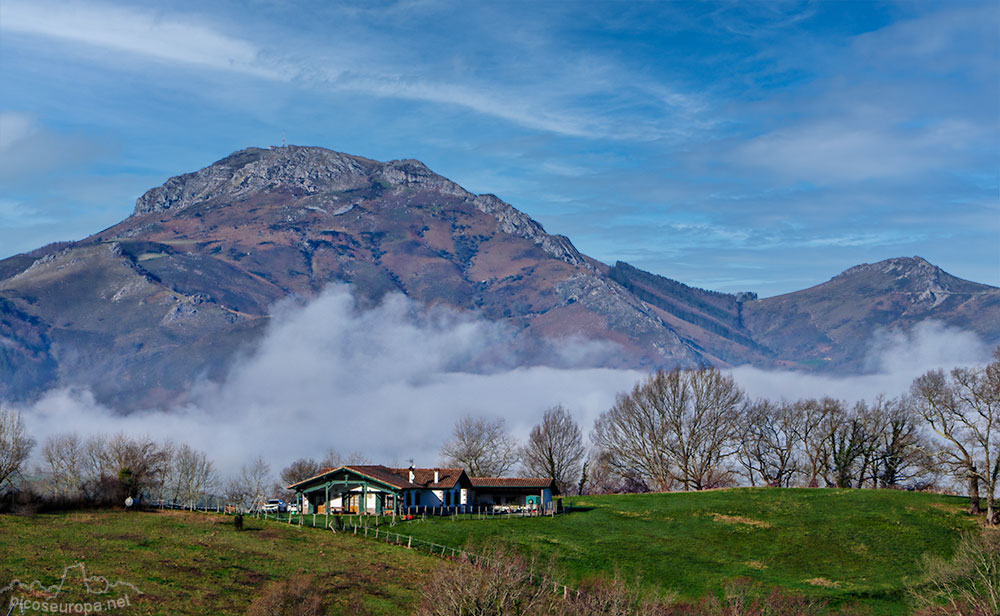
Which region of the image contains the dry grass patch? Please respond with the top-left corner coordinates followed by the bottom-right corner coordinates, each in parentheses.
top-left (709, 513), bottom-right (772, 528)
top-left (805, 577), bottom-right (839, 588)
top-left (744, 560), bottom-right (767, 570)
top-left (926, 502), bottom-right (963, 513)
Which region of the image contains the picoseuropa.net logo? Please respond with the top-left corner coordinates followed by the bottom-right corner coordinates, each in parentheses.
top-left (2, 562), bottom-right (142, 614)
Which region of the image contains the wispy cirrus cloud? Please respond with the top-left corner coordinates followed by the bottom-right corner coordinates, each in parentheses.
top-left (0, 111), bottom-right (103, 185)
top-left (0, 1), bottom-right (279, 78)
top-left (0, 0), bottom-right (703, 141)
top-left (731, 118), bottom-right (980, 184)
top-left (0, 0), bottom-right (995, 294)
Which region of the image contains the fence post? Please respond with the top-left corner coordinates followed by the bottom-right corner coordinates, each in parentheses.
top-left (408, 536), bottom-right (412, 548)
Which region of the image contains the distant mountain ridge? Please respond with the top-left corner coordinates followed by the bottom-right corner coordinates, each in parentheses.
top-left (1, 145), bottom-right (997, 408)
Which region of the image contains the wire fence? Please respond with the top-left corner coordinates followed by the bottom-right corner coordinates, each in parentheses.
top-left (151, 500), bottom-right (582, 601)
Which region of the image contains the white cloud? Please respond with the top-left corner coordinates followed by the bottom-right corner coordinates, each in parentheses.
top-left (20, 286), bottom-right (642, 478)
top-left (334, 75), bottom-right (598, 139)
top-left (0, 0), bottom-right (279, 78)
top-left (730, 321), bottom-right (991, 404)
top-left (15, 283), bottom-right (994, 487)
top-left (0, 1), bottom-right (709, 141)
top-left (0, 111), bottom-right (37, 150)
top-left (731, 120), bottom-right (977, 184)
top-left (0, 112), bottom-right (103, 186)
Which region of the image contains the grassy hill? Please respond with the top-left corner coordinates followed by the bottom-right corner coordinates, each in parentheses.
top-left (0, 490), bottom-right (980, 615)
top-left (393, 488), bottom-right (979, 615)
top-left (0, 510), bottom-right (440, 616)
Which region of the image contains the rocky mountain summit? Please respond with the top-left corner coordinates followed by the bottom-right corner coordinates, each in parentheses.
top-left (1, 146), bottom-right (997, 409)
top-left (741, 256), bottom-right (1000, 369)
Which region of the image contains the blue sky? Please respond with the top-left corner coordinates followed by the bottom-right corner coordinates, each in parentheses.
top-left (1, 0), bottom-right (997, 297)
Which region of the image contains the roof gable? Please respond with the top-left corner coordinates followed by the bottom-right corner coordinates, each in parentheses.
top-left (388, 467), bottom-right (471, 490)
top-left (288, 465), bottom-right (473, 491)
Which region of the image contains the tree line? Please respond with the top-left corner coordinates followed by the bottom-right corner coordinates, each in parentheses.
top-left (1, 347), bottom-right (996, 524)
top-left (0, 410), bottom-right (381, 513)
top-left (436, 347), bottom-right (999, 526)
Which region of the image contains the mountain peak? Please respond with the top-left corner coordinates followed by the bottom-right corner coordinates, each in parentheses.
top-left (132, 145), bottom-right (477, 216)
top-left (129, 145), bottom-right (585, 266)
top-left (840, 256), bottom-right (938, 279)
top-left (822, 255), bottom-right (994, 311)
top-left (133, 145), bottom-right (380, 215)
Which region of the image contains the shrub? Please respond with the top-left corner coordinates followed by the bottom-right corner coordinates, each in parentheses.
top-left (418, 543), bottom-right (861, 616)
top-left (246, 575), bottom-right (324, 616)
top-left (417, 542), bottom-right (558, 616)
top-left (684, 578), bottom-right (833, 616)
top-left (909, 528), bottom-right (1000, 616)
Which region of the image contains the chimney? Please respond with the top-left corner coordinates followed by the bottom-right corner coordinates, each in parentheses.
top-left (408, 464), bottom-right (415, 484)
top-left (433, 469), bottom-right (439, 484)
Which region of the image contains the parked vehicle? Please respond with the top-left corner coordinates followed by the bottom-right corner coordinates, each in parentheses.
top-left (262, 499), bottom-right (287, 513)
top-left (287, 503), bottom-right (299, 514)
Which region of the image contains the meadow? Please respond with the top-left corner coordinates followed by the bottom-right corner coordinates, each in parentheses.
top-left (394, 488), bottom-right (980, 615)
top-left (0, 489), bottom-right (981, 615)
top-left (0, 509), bottom-right (438, 616)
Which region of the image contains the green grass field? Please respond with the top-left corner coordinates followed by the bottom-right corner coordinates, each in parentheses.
top-left (0, 489), bottom-right (980, 615)
top-left (0, 509), bottom-right (439, 616)
top-left (393, 488), bottom-right (979, 615)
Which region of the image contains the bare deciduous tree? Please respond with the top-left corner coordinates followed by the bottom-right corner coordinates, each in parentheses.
top-left (790, 397), bottom-right (840, 488)
top-left (870, 396), bottom-right (928, 488)
top-left (320, 449), bottom-right (371, 468)
top-left (77, 432), bottom-right (170, 502)
top-left (228, 455), bottom-right (273, 510)
top-left (441, 415), bottom-right (519, 477)
top-left (167, 444), bottom-right (217, 509)
top-left (0, 408), bottom-right (34, 490)
top-left (592, 367), bottom-right (745, 492)
top-left (36, 433), bottom-right (88, 499)
top-left (281, 458), bottom-right (321, 486)
top-left (580, 450), bottom-right (646, 495)
top-left (912, 349), bottom-right (1000, 522)
top-left (735, 399), bottom-right (800, 487)
top-left (824, 400), bottom-right (871, 489)
top-left (522, 405), bottom-right (585, 494)
top-left (274, 457), bottom-right (323, 500)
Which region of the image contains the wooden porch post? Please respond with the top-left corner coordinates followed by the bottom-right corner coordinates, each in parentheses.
top-left (325, 483), bottom-right (330, 530)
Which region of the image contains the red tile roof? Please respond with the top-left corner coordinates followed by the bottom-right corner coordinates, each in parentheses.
top-left (470, 477), bottom-right (557, 490)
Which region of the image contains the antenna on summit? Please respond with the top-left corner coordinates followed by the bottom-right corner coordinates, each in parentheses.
top-left (281, 131), bottom-right (286, 148)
